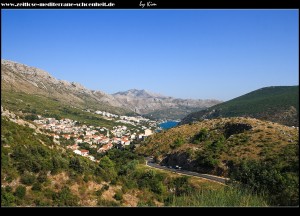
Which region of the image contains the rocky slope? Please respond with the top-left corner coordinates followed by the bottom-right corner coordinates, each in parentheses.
top-left (180, 86), bottom-right (299, 127)
top-left (112, 89), bottom-right (221, 119)
top-left (1, 59), bottom-right (128, 114)
top-left (1, 59), bottom-right (221, 119)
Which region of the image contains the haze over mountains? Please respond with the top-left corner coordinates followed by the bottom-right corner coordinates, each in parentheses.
top-left (1, 59), bottom-right (221, 119)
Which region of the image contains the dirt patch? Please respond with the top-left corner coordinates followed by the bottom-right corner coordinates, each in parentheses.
top-left (48, 172), bottom-right (69, 191)
top-left (122, 192), bottom-right (139, 207)
top-left (101, 185), bottom-right (122, 202)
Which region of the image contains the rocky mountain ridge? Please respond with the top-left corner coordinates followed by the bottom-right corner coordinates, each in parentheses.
top-left (1, 59), bottom-right (221, 119)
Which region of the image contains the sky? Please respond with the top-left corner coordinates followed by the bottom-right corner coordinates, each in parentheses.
top-left (1, 9), bottom-right (299, 101)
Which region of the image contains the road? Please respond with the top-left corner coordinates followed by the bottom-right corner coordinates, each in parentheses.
top-left (145, 157), bottom-right (229, 185)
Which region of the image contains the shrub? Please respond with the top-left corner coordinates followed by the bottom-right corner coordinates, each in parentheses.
top-left (32, 182), bottom-right (42, 191)
top-left (95, 156), bottom-right (117, 181)
top-left (1, 190), bottom-right (16, 206)
top-left (14, 185), bottom-right (26, 199)
top-left (114, 191), bottom-right (123, 201)
top-left (52, 186), bottom-right (79, 206)
top-left (20, 173), bottom-right (36, 185)
top-left (69, 157), bottom-right (84, 174)
top-left (192, 128), bottom-right (209, 143)
top-left (230, 159), bottom-right (299, 206)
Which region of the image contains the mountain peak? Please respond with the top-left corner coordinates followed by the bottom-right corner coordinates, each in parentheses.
top-left (113, 89), bottom-right (164, 98)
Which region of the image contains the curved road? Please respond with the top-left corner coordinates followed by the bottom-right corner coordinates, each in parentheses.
top-left (145, 157), bottom-right (229, 185)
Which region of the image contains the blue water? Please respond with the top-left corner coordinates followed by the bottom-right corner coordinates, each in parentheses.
top-left (159, 121), bottom-right (179, 130)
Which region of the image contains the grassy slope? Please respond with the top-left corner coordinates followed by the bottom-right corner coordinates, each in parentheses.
top-left (180, 86), bottom-right (299, 126)
top-left (1, 90), bottom-right (135, 130)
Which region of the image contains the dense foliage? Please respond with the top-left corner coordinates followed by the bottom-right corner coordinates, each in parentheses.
top-left (181, 86), bottom-right (299, 127)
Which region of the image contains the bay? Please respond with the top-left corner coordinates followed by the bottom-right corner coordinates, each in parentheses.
top-left (159, 121), bottom-right (179, 130)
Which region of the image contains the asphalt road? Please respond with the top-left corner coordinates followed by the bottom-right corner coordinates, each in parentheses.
top-left (145, 157), bottom-right (229, 184)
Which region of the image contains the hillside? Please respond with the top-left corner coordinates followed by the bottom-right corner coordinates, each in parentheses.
top-left (1, 112), bottom-right (269, 207)
top-left (1, 59), bottom-right (132, 116)
top-left (136, 117), bottom-right (299, 205)
top-left (113, 89), bottom-right (221, 120)
top-left (180, 86), bottom-right (299, 126)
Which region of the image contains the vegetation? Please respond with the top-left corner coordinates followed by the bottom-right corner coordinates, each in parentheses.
top-left (165, 186), bottom-right (268, 207)
top-left (137, 117), bottom-right (299, 206)
top-left (1, 90), bottom-right (136, 130)
top-left (1, 116), bottom-right (271, 206)
top-left (181, 86), bottom-right (299, 127)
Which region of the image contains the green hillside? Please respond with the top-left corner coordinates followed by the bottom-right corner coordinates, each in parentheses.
top-left (180, 86), bottom-right (299, 126)
top-left (2, 117), bottom-right (270, 206)
top-left (1, 91), bottom-right (135, 130)
top-left (136, 117), bottom-right (299, 205)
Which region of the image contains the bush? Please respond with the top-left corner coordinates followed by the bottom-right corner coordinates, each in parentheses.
top-left (192, 128), bottom-right (209, 143)
top-left (69, 157), bottom-right (84, 174)
top-left (20, 173), bottom-right (36, 185)
top-left (5, 186), bottom-right (12, 193)
top-left (114, 191), bottom-right (123, 201)
top-left (52, 186), bottom-right (79, 206)
top-left (37, 172), bottom-right (48, 183)
top-left (230, 159), bottom-right (299, 206)
top-left (1, 190), bottom-right (16, 206)
top-left (32, 182), bottom-right (42, 191)
top-left (14, 186), bottom-right (26, 199)
top-left (171, 137), bottom-right (184, 149)
top-left (95, 156), bottom-right (117, 181)
top-left (24, 114), bottom-right (39, 121)
top-left (97, 198), bottom-right (119, 206)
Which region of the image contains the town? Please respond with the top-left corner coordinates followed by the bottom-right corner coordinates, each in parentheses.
top-left (33, 111), bottom-right (158, 162)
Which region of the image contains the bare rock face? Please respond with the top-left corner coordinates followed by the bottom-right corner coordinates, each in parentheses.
top-left (112, 89), bottom-right (222, 119)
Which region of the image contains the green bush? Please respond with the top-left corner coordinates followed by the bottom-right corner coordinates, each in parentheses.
top-left (192, 128), bottom-right (209, 143)
top-left (95, 156), bottom-right (117, 181)
top-left (171, 137), bottom-right (184, 149)
top-left (69, 157), bottom-right (84, 174)
top-left (52, 186), bottom-right (79, 206)
top-left (230, 159), bottom-right (299, 206)
top-left (20, 173), bottom-right (36, 185)
top-left (37, 172), bottom-right (48, 183)
top-left (32, 182), bottom-right (42, 191)
top-left (15, 185), bottom-right (26, 199)
top-left (114, 191), bottom-right (123, 201)
top-left (1, 190), bottom-right (16, 206)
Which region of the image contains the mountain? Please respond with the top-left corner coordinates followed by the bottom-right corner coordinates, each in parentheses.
top-left (1, 59), bottom-right (221, 120)
top-left (1, 59), bottom-right (129, 115)
top-left (180, 86), bottom-right (299, 126)
top-left (112, 89), bottom-right (221, 119)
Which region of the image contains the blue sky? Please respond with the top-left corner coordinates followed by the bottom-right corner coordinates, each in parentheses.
top-left (2, 10), bottom-right (298, 101)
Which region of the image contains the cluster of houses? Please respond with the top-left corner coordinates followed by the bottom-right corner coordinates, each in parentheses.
top-left (33, 115), bottom-right (155, 162)
top-left (94, 110), bottom-right (119, 118)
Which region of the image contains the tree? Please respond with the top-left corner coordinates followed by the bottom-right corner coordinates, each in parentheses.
top-left (69, 157), bottom-right (84, 173)
top-left (96, 156), bottom-right (117, 181)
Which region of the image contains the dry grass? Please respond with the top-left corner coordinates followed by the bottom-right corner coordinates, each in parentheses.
top-left (137, 117), bottom-right (298, 170)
